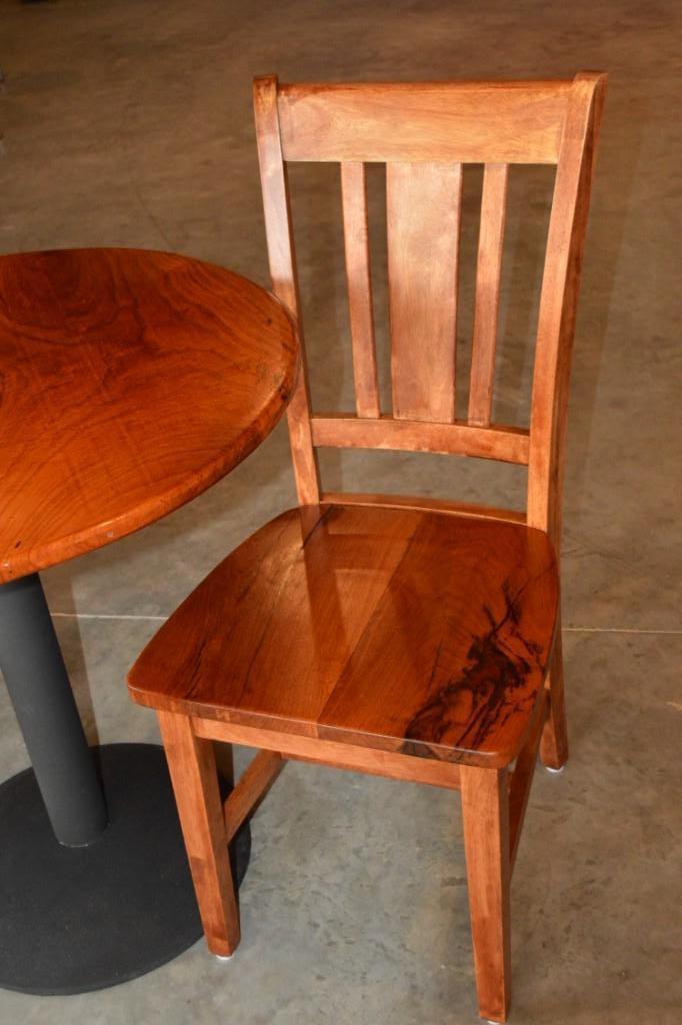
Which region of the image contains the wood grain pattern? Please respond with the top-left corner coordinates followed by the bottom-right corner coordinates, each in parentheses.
top-left (128, 73), bottom-right (607, 1021)
top-left (157, 710), bottom-right (240, 956)
top-left (0, 247), bottom-right (298, 582)
top-left (195, 718), bottom-right (462, 790)
top-left (527, 72), bottom-right (608, 544)
top-left (253, 75), bottom-right (321, 505)
top-left (129, 504), bottom-right (558, 768)
top-left (468, 163), bottom-right (509, 427)
top-left (461, 766), bottom-right (511, 1022)
top-left (320, 491), bottom-right (526, 525)
top-left (387, 162), bottom-right (462, 422)
top-left (526, 72), bottom-right (607, 772)
top-left (311, 414), bottom-right (529, 463)
top-left (277, 81), bottom-right (571, 164)
top-left (252, 74), bottom-right (605, 539)
top-left (539, 614), bottom-right (569, 769)
top-left (222, 750), bottom-right (284, 843)
top-left (509, 690), bottom-right (548, 870)
top-left (341, 161), bottom-right (381, 418)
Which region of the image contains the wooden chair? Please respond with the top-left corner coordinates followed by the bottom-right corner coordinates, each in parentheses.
top-left (127, 72), bottom-right (606, 1022)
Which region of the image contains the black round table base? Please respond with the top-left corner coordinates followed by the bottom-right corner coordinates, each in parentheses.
top-left (0, 743), bottom-right (250, 995)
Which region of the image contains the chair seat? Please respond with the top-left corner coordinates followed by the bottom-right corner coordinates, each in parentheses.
top-left (128, 504), bottom-right (558, 767)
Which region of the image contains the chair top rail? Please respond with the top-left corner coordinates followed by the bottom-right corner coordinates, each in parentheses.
top-left (276, 79), bottom-right (573, 164)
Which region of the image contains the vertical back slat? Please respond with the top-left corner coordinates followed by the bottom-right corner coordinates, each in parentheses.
top-left (468, 163), bottom-right (509, 426)
top-left (252, 74), bottom-right (606, 526)
top-left (253, 75), bottom-right (321, 506)
top-left (341, 162), bottom-right (381, 418)
top-left (387, 162), bottom-right (463, 423)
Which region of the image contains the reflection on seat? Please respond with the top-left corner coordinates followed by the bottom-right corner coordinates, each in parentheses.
top-left (127, 71), bottom-right (607, 1022)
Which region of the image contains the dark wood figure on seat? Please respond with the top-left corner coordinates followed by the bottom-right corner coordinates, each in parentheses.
top-left (127, 73), bottom-right (607, 1022)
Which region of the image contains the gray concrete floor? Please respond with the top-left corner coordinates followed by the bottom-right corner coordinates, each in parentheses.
top-left (1, 0), bottom-right (680, 1022)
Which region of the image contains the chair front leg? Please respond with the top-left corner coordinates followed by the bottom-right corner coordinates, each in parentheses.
top-left (460, 765), bottom-right (511, 1023)
top-left (157, 710), bottom-right (241, 957)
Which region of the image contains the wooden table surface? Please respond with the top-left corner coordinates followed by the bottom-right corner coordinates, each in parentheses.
top-left (0, 248), bottom-right (298, 582)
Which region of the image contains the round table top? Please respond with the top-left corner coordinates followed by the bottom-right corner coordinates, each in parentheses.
top-left (0, 248), bottom-right (298, 583)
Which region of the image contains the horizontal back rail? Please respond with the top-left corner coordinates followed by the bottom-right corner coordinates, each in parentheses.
top-left (311, 415), bottom-right (530, 464)
top-left (319, 491), bottom-right (526, 525)
top-left (278, 82), bottom-right (572, 163)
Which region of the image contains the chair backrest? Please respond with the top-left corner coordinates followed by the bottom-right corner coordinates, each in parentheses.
top-left (253, 73), bottom-right (606, 549)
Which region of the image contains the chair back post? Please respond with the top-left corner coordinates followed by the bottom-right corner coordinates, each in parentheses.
top-left (253, 75), bottom-right (321, 506)
top-left (527, 72), bottom-right (608, 549)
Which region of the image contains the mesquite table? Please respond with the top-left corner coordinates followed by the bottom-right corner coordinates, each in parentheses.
top-left (0, 248), bottom-right (297, 994)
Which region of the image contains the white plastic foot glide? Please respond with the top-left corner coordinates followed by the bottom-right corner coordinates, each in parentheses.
top-left (545, 764), bottom-right (565, 774)
top-left (215, 953), bottom-right (234, 962)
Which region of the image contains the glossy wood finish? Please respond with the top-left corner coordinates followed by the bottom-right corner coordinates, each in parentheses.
top-left (539, 616), bottom-right (569, 769)
top-left (0, 248), bottom-right (298, 582)
top-left (461, 766), bottom-right (512, 1022)
top-left (129, 74), bottom-right (607, 1022)
top-left (387, 162), bottom-right (462, 422)
top-left (277, 81), bottom-right (572, 163)
top-left (469, 163), bottom-right (509, 427)
top-left (526, 73), bottom-right (607, 768)
top-left (341, 161), bottom-right (381, 418)
top-left (157, 711), bottom-right (240, 957)
top-left (509, 690), bottom-right (549, 869)
top-left (320, 490), bottom-right (526, 525)
top-left (222, 750), bottom-right (284, 843)
top-left (310, 414), bottom-right (529, 464)
top-left (129, 504), bottom-right (558, 769)
top-left (195, 720), bottom-right (462, 791)
top-left (253, 78), bottom-right (321, 506)
top-left (254, 73), bottom-right (607, 546)
top-left (527, 73), bottom-right (608, 546)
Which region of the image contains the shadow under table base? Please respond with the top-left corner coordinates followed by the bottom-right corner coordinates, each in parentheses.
top-left (0, 743), bottom-right (250, 995)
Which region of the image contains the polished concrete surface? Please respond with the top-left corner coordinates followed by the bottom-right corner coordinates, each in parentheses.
top-left (0, 0), bottom-right (680, 1022)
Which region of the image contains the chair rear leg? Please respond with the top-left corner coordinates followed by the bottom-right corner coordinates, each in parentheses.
top-left (540, 619), bottom-right (569, 770)
top-left (157, 710), bottom-right (240, 957)
top-left (460, 766), bottom-right (511, 1023)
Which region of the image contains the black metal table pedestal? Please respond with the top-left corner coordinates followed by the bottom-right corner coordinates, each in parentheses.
top-left (0, 574), bottom-right (108, 846)
top-left (0, 575), bottom-right (249, 995)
